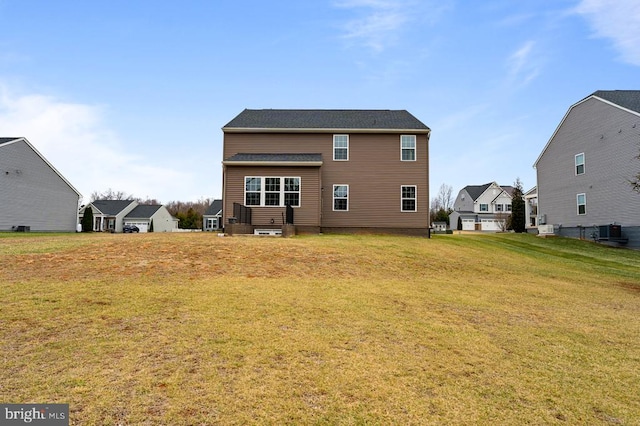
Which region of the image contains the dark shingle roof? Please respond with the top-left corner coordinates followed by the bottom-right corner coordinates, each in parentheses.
top-left (204, 199), bottom-right (223, 216)
top-left (125, 205), bottom-right (162, 219)
top-left (224, 153), bottom-right (323, 163)
top-left (223, 109), bottom-right (429, 131)
top-left (0, 137), bottom-right (21, 146)
top-left (592, 90), bottom-right (640, 113)
top-left (464, 183), bottom-right (493, 201)
top-left (91, 200), bottom-right (136, 215)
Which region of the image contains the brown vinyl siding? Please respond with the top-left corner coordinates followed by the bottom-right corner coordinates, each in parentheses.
top-left (223, 166), bottom-right (321, 227)
top-left (223, 131), bottom-right (429, 230)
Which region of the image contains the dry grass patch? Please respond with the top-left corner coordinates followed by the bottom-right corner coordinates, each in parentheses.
top-left (1, 232), bottom-right (639, 424)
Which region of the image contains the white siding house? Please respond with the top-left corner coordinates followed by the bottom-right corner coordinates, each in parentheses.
top-left (0, 137), bottom-right (81, 232)
top-left (449, 182), bottom-right (514, 231)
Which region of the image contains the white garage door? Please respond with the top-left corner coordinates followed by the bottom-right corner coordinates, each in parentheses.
top-left (462, 219), bottom-right (475, 231)
top-left (481, 219), bottom-right (500, 231)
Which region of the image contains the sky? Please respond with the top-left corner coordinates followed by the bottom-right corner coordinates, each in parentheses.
top-left (1, 0), bottom-right (639, 204)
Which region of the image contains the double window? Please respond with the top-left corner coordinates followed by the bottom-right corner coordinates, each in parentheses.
top-left (401, 135), bottom-right (416, 161)
top-left (333, 135), bottom-right (349, 161)
top-left (401, 186), bottom-right (417, 212)
top-left (333, 185), bottom-right (348, 211)
top-left (575, 153), bottom-right (585, 175)
top-left (245, 177), bottom-right (301, 207)
top-left (577, 193), bottom-right (586, 215)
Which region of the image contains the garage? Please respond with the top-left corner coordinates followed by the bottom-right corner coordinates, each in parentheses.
top-left (481, 219), bottom-right (501, 231)
top-left (462, 219), bottom-right (475, 231)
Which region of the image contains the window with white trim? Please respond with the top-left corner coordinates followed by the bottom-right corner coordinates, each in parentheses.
top-left (333, 185), bottom-right (348, 211)
top-left (479, 203), bottom-right (488, 212)
top-left (401, 135), bottom-right (416, 161)
top-left (401, 186), bottom-right (417, 212)
top-left (505, 204), bottom-right (512, 212)
top-left (577, 193), bottom-right (586, 215)
top-left (244, 177), bottom-right (301, 207)
top-left (575, 153), bottom-right (585, 175)
top-left (333, 135), bottom-right (349, 161)
top-left (495, 204), bottom-right (503, 212)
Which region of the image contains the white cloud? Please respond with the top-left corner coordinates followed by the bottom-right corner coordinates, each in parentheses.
top-left (506, 40), bottom-right (541, 87)
top-left (574, 0), bottom-right (640, 66)
top-left (0, 85), bottom-right (192, 203)
top-left (334, 0), bottom-right (409, 52)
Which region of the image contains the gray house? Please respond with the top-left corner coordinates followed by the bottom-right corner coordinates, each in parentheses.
top-left (124, 205), bottom-right (178, 233)
top-left (0, 137), bottom-right (81, 232)
top-left (534, 90), bottom-right (640, 247)
top-left (203, 199), bottom-right (223, 231)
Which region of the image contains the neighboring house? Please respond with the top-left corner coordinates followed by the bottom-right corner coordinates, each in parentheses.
top-left (203, 199), bottom-right (223, 231)
top-left (432, 221), bottom-right (447, 233)
top-left (80, 200), bottom-right (137, 233)
top-left (124, 205), bottom-right (178, 233)
top-left (449, 182), bottom-right (514, 231)
top-left (0, 137), bottom-right (81, 232)
top-left (221, 109), bottom-right (431, 235)
top-left (524, 186), bottom-right (538, 230)
top-left (534, 90), bottom-right (640, 247)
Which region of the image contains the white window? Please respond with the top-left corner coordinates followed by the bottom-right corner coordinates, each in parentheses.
top-left (333, 185), bottom-right (348, 211)
top-left (495, 204), bottom-right (503, 212)
top-left (479, 203), bottom-right (488, 212)
top-left (575, 153), bottom-right (585, 175)
top-left (245, 177), bottom-right (262, 206)
top-left (401, 186), bottom-right (417, 212)
top-left (333, 135), bottom-right (349, 161)
top-left (505, 204), bottom-right (512, 212)
top-left (401, 135), bottom-right (416, 161)
top-left (244, 177), bottom-right (301, 207)
top-left (577, 193), bottom-right (586, 215)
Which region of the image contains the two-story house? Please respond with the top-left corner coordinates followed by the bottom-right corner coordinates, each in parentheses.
top-left (449, 182), bottom-right (514, 231)
top-left (221, 109), bottom-right (431, 235)
top-left (534, 90), bottom-right (640, 247)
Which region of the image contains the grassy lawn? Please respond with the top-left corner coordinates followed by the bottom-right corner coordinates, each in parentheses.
top-left (1, 232), bottom-right (639, 425)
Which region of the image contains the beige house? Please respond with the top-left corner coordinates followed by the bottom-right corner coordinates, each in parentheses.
top-left (221, 109), bottom-right (431, 235)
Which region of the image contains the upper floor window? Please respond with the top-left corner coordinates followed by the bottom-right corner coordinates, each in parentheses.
top-left (505, 204), bottom-right (512, 212)
top-left (495, 204), bottom-right (503, 212)
top-left (575, 153), bottom-right (585, 175)
top-left (577, 193), bottom-right (586, 215)
top-left (245, 176), bottom-right (301, 207)
top-left (333, 185), bottom-right (349, 211)
top-left (401, 186), bottom-right (417, 212)
top-left (333, 135), bottom-right (349, 161)
top-left (401, 135), bottom-right (416, 161)
top-left (479, 203), bottom-right (488, 212)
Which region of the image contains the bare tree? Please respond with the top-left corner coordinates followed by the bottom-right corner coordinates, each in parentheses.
top-left (90, 188), bottom-right (134, 201)
top-left (436, 183), bottom-right (454, 211)
top-left (630, 149), bottom-right (640, 193)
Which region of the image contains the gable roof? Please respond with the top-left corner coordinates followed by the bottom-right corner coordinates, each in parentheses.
top-left (462, 182), bottom-right (512, 201)
top-left (0, 136), bottom-right (81, 197)
top-left (223, 153), bottom-right (323, 166)
top-left (204, 199), bottom-right (223, 216)
top-left (463, 183), bottom-right (492, 201)
top-left (90, 200), bottom-right (136, 215)
top-left (125, 205), bottom-right (162, 219)
top-left (223, 109), bottom-right (430, 133)
top-left (534, 90), bottom-right (640, 167)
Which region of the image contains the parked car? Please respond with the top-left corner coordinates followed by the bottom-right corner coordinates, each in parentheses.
top-left (123, 224), bottom-right (139, 233)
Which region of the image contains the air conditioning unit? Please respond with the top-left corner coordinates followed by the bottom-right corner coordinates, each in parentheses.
top-left (538, 214), bottom-right (546, 225)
